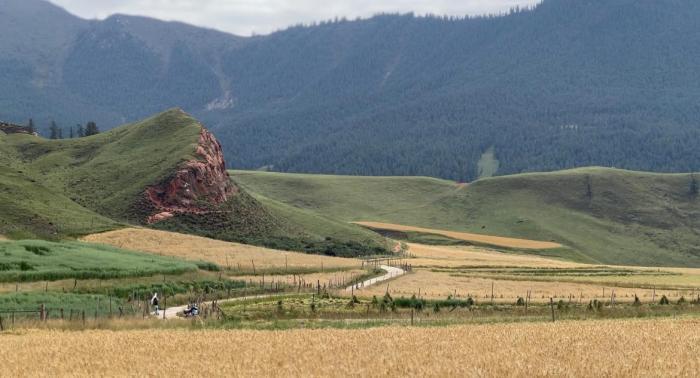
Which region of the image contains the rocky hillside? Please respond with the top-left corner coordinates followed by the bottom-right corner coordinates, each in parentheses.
top-left (0, 109), bottom-right (388, 256)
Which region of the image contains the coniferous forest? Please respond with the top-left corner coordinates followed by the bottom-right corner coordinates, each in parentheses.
top-left (3, 0), bottom-right (700, 180)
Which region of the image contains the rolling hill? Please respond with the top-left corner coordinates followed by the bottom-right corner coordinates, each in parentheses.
top-left (0, 109), bottom-right (388, 256)
top-left (4, 0), bottom-right (700, 180)
top-left (231, 168), bottom-right (700, 267)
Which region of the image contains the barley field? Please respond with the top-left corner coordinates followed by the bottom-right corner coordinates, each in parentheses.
top-left (355, 222), bottom-right (562, 249)
top-left (2, 318), bottom-right (698, 377)
top-left (406, 243), bottom-right (580, 268)
top-left (353, 270), bottom-right (695, 303)
top-left (83, 228), bottom-right (361, 271)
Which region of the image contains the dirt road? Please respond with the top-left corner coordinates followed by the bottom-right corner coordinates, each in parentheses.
top-left (161, 265), bottom-right (405, 319)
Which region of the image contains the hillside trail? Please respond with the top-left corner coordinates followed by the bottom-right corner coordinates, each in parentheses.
top-left (160, 265), bottom-right (405, 319)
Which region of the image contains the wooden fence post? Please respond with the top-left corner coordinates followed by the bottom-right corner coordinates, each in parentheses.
top-left (550, 298), bottom-right (555, 322)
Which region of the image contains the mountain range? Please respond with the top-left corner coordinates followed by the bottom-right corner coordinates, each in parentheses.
top-left (3, 0), bottom-right (700, 181)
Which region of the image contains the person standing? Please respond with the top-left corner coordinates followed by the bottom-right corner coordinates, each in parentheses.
top-left (151, 293), bottom-right (160, 316)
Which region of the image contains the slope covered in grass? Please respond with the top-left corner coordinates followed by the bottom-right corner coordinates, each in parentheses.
top-left (232, 168), bottom-right (700, 267)
top-left (3, 109), bottom-right (201, 221)
top-left (1, 111), bottom-right (390, 256)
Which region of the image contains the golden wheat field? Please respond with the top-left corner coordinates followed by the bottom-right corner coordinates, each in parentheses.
top-left (83, 228), bottom-right (361, 271)
top-left (405, 243), bottom-right (580, 268)
top-left (355, 222), bottom-right (562, 249)
top-left (0, 234), bottom-right (7, 240)
top-left (2, 318), bottom-right (699, 377)
top-left (354, 270), bottom-right (696, 303)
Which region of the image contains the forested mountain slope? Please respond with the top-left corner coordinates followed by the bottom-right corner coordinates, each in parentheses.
top-left (4, 0), bottom-right (700, 180)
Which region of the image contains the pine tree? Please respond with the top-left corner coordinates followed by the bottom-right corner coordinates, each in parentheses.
top-left (69, 127), bottom-right (74, 139)
top-left (690, 174), bottom-right (698, 197)
top-left (85, 121), bottom-right (99, 136)
top-left (49, 121), bottom-right (59, 140)
top-left (57, 128), bottom-right (63, 139)
top-left (26, 119), bottom-right (35, 134)
top-left (76, 124), bottom-right (85, 138)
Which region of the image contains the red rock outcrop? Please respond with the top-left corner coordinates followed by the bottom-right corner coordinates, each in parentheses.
top-left (145, 128), bottom-right (238, 224)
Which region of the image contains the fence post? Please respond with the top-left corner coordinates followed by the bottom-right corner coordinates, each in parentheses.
top-left (550, 298), bottom-right (555, 322)
top-left (0, 315), bottom-right (4, 331)
top-left (40, 304), bottom-right (46, 321)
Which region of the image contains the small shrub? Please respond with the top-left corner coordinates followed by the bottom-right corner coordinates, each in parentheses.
top-left (24, 245), bottom-right (50, 256)
top-left (516, 297), bottom-right (525, 306)
top-left (633, 295), bottom-right (642, 306)
top-left (195, 261), bottom-right (220, 272)
top-left (677, 296), bottom-right (686, 305)
top-left (659, 295), bottom-right (670, 305)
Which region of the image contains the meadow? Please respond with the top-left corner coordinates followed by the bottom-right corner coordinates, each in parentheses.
top-left (2, 318), bottom-right (698, 377)
top-left (232, 168), bottom-right (700, 267)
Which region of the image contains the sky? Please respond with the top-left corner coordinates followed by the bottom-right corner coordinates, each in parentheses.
top-left (49, 0), bottom-right (541, 36)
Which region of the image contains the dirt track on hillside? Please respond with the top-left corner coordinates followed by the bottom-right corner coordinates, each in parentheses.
top-left (355, 222), bottom-right (562, 250)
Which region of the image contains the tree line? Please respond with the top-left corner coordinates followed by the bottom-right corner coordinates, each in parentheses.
top-left (26, 119), bottom-right (100, 140)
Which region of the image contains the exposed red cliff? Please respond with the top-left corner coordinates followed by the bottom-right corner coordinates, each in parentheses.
top-left (144, 127), bottom-right (237, 224)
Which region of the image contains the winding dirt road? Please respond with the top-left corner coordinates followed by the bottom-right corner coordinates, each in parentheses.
top-left (345, 265), bottom-right (406, 292)
top-left (161, 265), bottom-right (406, 319)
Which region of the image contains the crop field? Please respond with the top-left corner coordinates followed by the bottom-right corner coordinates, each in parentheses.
top-left (354, 270), bottom-right (696, 303)
top-left (346, 243), bottom-right (700, 304)
top-left (84, 228), bottom-right (362, 273)
top-left (2, 318), bottom-right (699, 376)
top-left (356, 222), bottom-right (562, 250)
top-left (0, 239), bottom-right (197, 282)
top-left (405, 243), bottom-right (578, 268)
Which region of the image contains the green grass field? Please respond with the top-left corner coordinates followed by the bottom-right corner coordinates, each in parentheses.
top-left (232, 168), bottom-right (700, 267)
top-left (0, 240), bottom-right (197, 282)
top-left (0, 293), bottom-right (125, 316)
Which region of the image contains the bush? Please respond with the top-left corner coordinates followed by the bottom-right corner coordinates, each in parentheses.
top-left (433, 302), bottom-right (440, 313)
top-left (633, 295), bottom-right (642, 306)
top-left (659, 295), bottom-right (670, 305)
top-left (677, 296), bottom-right (686, 305)
top-left (195, 261), bottom-right (220, 272)
top-left (516, 297), bottom-right (525, 306)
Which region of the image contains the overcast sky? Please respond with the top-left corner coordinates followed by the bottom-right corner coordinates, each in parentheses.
top-left (49, 0), bottom-right (541, 36)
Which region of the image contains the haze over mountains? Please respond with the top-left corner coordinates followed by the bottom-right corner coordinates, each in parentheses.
top-left (3, 0), bottom-right (700, 181)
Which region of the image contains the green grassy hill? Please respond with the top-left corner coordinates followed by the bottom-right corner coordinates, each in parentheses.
top-left (232, 168), bottom-right (700, 267)
top-left (1, 110), bottom-right (389, 256)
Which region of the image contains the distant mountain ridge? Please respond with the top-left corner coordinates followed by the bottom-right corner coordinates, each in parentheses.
top-left (4, 0), bottom-right (700, 180)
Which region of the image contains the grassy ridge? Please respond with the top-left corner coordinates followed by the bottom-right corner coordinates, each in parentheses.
top-left (3, 109), bottom-right (201, 221)
top-left (0, 109), bottom-right (201, 239)
top-left (1, 110), bottom-right (390, 256)
top-left (0, 240), bottom-right (197, 282)
top-left (231, 168), bottom-right (700, 267)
